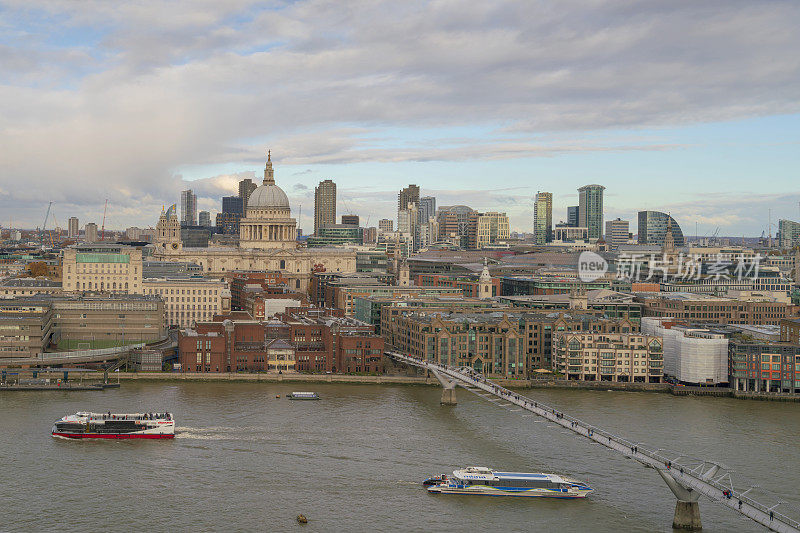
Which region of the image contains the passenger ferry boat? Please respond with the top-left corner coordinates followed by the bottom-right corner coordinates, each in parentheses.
top-left (427, 467), bottom-right (592, 498)
top-left (287, 392), bottom-right (320, 400)
top-left (51, 412), bottom-right (175, 439)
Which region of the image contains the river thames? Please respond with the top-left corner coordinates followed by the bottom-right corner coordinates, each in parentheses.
top-left (3, 382), bottom-right (800, 532)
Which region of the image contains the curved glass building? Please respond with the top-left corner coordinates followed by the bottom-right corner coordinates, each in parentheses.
top-left (637, 211), bottom-right (684, 246)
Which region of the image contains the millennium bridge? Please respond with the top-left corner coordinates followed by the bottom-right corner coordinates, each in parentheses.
top-left (387, 351), bottom-right (800, 533)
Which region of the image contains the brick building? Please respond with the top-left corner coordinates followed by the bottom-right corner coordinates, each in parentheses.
top-left (729, 337), bottom-right (800, 394)
top-left (228, 271), bottom-right (289, 310)
top-left (177, 307), bottom-right (383, 374)
top-left (639, 293), bottom-right (797, 326)
top-left (385, 309), bottom-right (639, 377)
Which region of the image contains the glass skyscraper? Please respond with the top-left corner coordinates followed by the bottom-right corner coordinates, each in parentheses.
top-left (637, 211), bottom-right (684, 246)
top-left (578, 184), bottom-right (604, 240)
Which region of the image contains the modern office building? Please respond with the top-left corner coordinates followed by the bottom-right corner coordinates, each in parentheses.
top-left (217, 196), bottom-right (244, 235)
top-left (341, 215), bottom-right (359, 226)
top-left (554, 225), bottom-right (589, 243)
top-left (578, 184), bottom-right (604, 240)
top-left (181, 190), bottom-right (197, 227)
top-left (84, 223), bottom-right (98, 243)
top-left (779, 219), bottom-right (800, 249)
top-left (729, 338), bottom-right (800, 393)
top-left (533, 191), bottom-right (552, 245)
top-left (437, 205), bottom-right (477, 247)
top-left (198, 211), bottom-right (211, 227)
top-left (398, 184), bottom-right (420, 223)
top-left (306, 225), bottom-right (364, 247)
top-left (378, 219), bottom-right (393, 233)
top-left (567, 206), bottom-right (579, 227)
top-left (604, 218), bottom-right (629, 249)
top-left (238, 178), bottom-right (257, 209)
top-left (637, 211), bottom-right (685, 246)
top-left (418, 196), bottom-right (436, 226)
top-left (68, 217), bottom-right (79, 238)
top-left (474, 212), bottom-right (510, 249)
top-left (314, 179), bottom-right (337, 235)
top-left (222, 196), bottom-right (244, 215)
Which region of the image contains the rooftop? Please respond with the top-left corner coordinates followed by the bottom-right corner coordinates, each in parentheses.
top-left (0, 278), bottom-right (61, 288)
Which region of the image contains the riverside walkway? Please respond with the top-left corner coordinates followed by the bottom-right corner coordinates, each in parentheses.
top-left (387, 351), bottom-right (800, 533)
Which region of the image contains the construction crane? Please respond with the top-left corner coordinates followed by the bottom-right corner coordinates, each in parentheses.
top-left (49, 212), bottom-right (61, 247)
top-left (100, 199), bottom-right (108, 241)
top-left (40, 201), bottom-right (53, 245)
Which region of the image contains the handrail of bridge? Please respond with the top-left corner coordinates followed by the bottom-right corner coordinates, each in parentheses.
top-left (388, 352), bottom-right (800, 533)
top-left (36, 343), bottom-right (147, 360)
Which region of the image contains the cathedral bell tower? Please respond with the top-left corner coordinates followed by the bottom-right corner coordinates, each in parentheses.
top-left (156, 204), bottom-right (182, 253)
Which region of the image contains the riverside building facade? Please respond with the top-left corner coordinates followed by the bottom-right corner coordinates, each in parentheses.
top-left (554, 330), bottom-right (664, 383)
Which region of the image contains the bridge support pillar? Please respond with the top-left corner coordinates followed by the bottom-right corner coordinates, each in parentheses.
top-left (431, 370), bottom-right (457, 406)
top-left (657, 469), bottom-right (702, 531)
top-left (673, 501), bottom-right (702, 531)
top-left (440, 387), bottom-right (457, 405)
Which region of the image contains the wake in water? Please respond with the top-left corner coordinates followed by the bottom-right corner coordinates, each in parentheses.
top-left (175, 427), bottom-right (233, 440)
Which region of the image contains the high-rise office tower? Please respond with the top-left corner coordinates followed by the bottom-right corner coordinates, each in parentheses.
top-left (418, 196), bottom-right (436, 225)
top-left (578, 185), bottom-right (605, 240)
top-left (417, 196), bottom-right (436, 250)
top-left (84, 223), bottom-right (98, 243)
top-left (314, 179), bottom-right (337, 235)
top-left (779, 219), bottom-right (800, 249)
top-left (238, 178), bottom-right (257, 209)
top-left (398, 185), bottom-right (420, 221)
top-left (605, 218), bottom-right (629, 249)
top-left (198, 211), bottom-right (211, 227)
top-left (567, 206), bottom-right (579, 227)
top-left (533, 192), bottom-right (553, 245)
top-left (181, 189), bottom-right (197, 226)
top-left (341, 215), bottom-right (359, 226)
top-left (68, 217), bottom-right (79, 238)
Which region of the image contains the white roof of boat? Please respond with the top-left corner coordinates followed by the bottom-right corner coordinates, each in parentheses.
top-left (454, 468), bottom-right (565, 483)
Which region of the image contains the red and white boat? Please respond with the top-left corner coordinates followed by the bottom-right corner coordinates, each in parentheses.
top-left (52, 411), bottom-right (175, 439)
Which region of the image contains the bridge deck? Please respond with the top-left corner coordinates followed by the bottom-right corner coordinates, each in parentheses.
top-left (388, 352), bottom-right (800, 533)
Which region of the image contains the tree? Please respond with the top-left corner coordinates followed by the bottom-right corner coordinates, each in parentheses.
top-left (27, 261), bottom-right (49, 278)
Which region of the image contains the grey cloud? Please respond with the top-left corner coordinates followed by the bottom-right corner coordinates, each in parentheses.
top-left (1, 0), bottom-right (799, 227)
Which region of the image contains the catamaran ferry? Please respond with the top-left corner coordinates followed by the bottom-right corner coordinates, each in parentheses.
top-left (427, 467), bottom-right (592, 498)
top-left (52, 412), bottom-right (175, 439)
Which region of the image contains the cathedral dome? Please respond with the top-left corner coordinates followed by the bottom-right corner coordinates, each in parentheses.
top-left (248, 184), bottom-right (289, 209)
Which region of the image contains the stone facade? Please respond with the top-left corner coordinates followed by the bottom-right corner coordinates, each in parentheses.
top-left (62, 244), bottom-right (144, 294)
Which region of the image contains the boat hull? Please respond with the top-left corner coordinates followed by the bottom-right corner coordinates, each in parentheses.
top-left (428, 486), bottom-right (591, 498)
top-left (52, 432), bottom-right (174, 440)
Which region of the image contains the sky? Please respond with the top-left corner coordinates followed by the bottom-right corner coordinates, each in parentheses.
top-left (1, 0), bottom-right (799, 236)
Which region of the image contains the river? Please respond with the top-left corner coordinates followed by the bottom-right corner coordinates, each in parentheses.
top-left (2, 382), bottom-right (799, 532)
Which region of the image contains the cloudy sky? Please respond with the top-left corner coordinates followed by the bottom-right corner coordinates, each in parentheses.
top-left (1, 0), bottom-right (799, 236)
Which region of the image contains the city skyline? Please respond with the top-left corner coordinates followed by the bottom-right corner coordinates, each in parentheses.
top-left (1, 1), bottom-right (799, 235)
